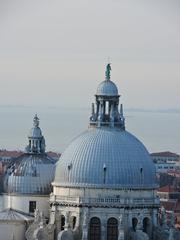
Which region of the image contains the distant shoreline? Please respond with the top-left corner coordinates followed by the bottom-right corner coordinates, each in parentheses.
top-left (0, 105), bottom-right (180, 114)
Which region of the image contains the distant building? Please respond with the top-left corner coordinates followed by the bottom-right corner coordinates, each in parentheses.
top-left (0, 150), bottom-right (23, 162)
top-left (151, 151), bottom-right (180, 174)
top-left (157, 185), bottom-right (180, 229)
top-left (157, 185), bottom-right (180, 201)
top-left (151, 151), bottom-right (180, 163)
top-left (154, 162), bottom-right (176, 173)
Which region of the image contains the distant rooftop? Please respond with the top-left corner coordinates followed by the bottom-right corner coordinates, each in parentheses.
top-left (167, 169), bottom-right (180, 174)
top-left (46, 151), bottom-right (61, 159)
top-left (0, 150), bottom-right (61, 160)
top-left (160, 200), bottom-right (180, 212)
top-left (157, 185), bottom-right (176, 193)
top-left (151, 151), bottom-right (180, 158)
top-left (0, 150), bottom-right (23, 158)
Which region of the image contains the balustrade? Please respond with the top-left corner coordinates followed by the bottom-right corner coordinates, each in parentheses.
top-left (50, 195), bottom-right (159, 207)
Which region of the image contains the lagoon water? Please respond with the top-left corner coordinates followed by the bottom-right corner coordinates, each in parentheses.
top-left (0, 106), bottom-right (180, 154)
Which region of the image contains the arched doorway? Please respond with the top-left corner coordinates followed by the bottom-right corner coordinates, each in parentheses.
top-left (132, 218), bottom-right (138, 232)
top-left (61, 215), bottom-right (65, 230)
top-left (143, 217), bottom-right (151, 236)
top-left (107, 217), bottom-right (118, 240)
top-left (89, 217), bottom-right (101, 240)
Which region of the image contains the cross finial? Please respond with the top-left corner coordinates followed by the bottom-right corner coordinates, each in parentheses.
top-left (105, 63), bottom-right (111, 81)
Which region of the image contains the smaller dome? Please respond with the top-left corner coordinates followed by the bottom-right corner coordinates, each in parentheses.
top-left (29, 127), bottom-right (42, 138)
top-left (96, 80), bottom-right (119, 96)
top-left (0, 208), bottom-right (34, 221)
top-left (4, 153), bottom-right (55, 195)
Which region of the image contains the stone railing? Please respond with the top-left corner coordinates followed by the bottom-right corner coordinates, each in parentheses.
top-left (50, 194), bottom-right (160, 207)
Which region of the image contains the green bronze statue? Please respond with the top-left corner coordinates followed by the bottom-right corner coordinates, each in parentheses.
top-left (105, 63), bottom-right (111, 81)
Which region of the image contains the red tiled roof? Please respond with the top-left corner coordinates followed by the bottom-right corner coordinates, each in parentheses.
top-left (157, 185), bottom-right (176, 193)
top-left (161, 201), bottom-right (177, 211)
top-left (161, 200), bottom-right (180, 212)
top-left (167, 170), bottom-right (180, 174)
top-left (0, 150), bottom-right (23, 158)
top-left (0, 150), bottom-right (61, 159)
top-left (151, 151), bottom-right (180, 158)
top-left (46, 151), bottom-right (61, 158)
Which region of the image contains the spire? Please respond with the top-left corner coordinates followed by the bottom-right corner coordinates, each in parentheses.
top-left (26, 114), bottom-right (46, 154)
top-left (105, 63), bottom-right (111, 81)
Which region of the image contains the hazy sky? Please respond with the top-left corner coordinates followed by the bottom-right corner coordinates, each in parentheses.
top-left (0, 0), bottom-right (180, 109)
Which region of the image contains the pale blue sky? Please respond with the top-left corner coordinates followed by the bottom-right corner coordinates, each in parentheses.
top-left (0, 0), bottom-right (180, 109)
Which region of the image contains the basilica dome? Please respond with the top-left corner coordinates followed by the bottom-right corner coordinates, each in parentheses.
top-left (54, 128), bottom-right (156, 188)
top-left (54, 64), bottom-right (156, 189)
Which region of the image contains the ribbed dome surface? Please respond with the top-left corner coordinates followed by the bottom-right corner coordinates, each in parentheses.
top-left (96, 80), bottom-right (118, 96)
top-left (4, 153), bottom-right (55, 194)
top-left (54, 128), bottom-right (156, 189)
top-left (0, 209), bottom-right (34, 221)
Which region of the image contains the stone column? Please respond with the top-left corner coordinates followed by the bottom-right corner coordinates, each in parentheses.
top-left (55, 212), bottom-right (62, 238)
top-left (152, 209), bottom-right (158, 227)
top-left (128, 212), bottom-right (132, 228)
top-left (118, 214), bottom-right (124, 240)
top-left (82, 209), bottom-right (89, 240)
top-left (101, 217), bottom-right (107, 240)
top-left (64, 211), bottom-right (70, 230)
top-left (137, 214), bottom-right (143, 231)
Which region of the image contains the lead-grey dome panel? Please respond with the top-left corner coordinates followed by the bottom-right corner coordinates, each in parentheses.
top-left (96, 80), bottom-right (118, 96)
top-left (54, 128), bottom-right (156, 189)
top-left (4, 153), bottom-right (55, 195)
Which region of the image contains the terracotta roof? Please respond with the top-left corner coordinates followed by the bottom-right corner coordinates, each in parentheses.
top-left (167, 170), bottom-right (180, 174)
top-left (0, 150), bottom-right (23, 158)
top-left (161, 201), bottom-right (176, 211)
top-left (157, 185), bottom-right (176, 193)
top-left (150, 151), bottom-right (180, 158)
top-left (46, 151), bottom-right (61, 158)
top-left (161, 200), bottom-right (180, 212)
top-left (0, 150), bottom-right (61, 160)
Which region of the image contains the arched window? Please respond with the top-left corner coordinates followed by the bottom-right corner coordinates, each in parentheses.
top-left (107, 217), bottom-right (118, 240)
top-left (61, 215), bottom-right (65, 230)
top-left (89, 217), bottom-right (101, 240)
top-left (143, 217), bottom-right (151, 236)
top-left (132, 218), bottom-right (138, 232)
top-left (70, 216), bottom-right (77, 229)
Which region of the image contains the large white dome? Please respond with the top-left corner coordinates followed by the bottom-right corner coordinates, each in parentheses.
top-left (54, 128), bottom-right (156, 189)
